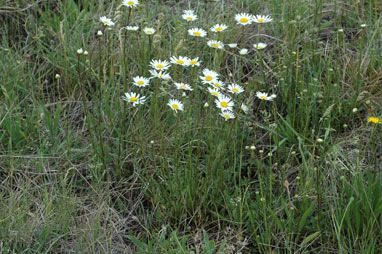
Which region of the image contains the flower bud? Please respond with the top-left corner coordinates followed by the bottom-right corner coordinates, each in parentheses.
top-left (239, 48), bottom-right (248, 55)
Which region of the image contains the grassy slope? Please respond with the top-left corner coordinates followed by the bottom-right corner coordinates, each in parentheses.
top-left (1, 0), bottom-right (382, 253)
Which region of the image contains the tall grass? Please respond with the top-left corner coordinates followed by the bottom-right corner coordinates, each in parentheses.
top-left (1, 0), bottom-right (382, 252)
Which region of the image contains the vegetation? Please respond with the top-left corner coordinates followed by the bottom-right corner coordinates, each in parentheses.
top-left (1, 0), bottom-right (382, 253)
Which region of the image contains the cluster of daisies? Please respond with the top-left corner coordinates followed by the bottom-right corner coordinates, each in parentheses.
top-left (99, 6), bottom-right (272, 54)
top-left (122, 58), bottom-right (276, 120)
top-left (96, 2), bottom-right (277, 120)
top-left (122, 56), bottom-right (198, 111)
top-left (183, 10), bottom-right (271, 52)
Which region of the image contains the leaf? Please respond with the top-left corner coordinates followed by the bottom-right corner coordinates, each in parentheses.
top-left (298, 202), bottom-right (315, 233)
top-left (268, 207), bottom-right (283, 230)
top-left (320, 104), bottom-right (335, 122)
top-left (127, 234), bottom-right (148, 253)
top-left (203, 230), bottom-right (215, 254)
top-left (301, 231), bottom-right (320, 246)
top-left (319, 20), bottom-right (334, 30)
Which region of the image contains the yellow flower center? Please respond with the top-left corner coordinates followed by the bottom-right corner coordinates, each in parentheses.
top-left (186, 17), bottom-right (192, 20)
top-left (156, 64), bottom-right (164, 69)
top-left (214, 83), bottom-right (221, 88)
top-left (176, 60), bottom-right (184, 64)
top-left (240, 18), bottom-right (248, 23)
top-left (181, 85), bottom-right (186, 89)
top-left (130, 97), bottom-right (138, 102)
top-left (216, 27), bottom-right (223, 31)
top-left (211, 43), bottom-right (219, 48)
top-left (212, 92), bottom-right (218, 96)
top-left (190, 60), bottom-right (197, 65)
top-left (232, 88), bottom-right (239, 93)
top-left (258, 18), bottom-right (264, 22)
top-left (221, 101), bottom-right (228, 107)
top-left (103, 21), bottom-right (109, 24)
top-left (146, 30), bottom-right (153, 34)
top-left (172, 104), bottom-right (179, 109)
top-left (258, 46), bottom-right (263, 49)
top-left (224, 114), bottom-right (230, 119)
top-left (260, 96), bottom-right (267, 100)
top-left (193, 32), bottom-right (201, 36)
top-left (128, 1), bottom-right (134, 5)
top-left (137, 81), bottom-right (144, 85)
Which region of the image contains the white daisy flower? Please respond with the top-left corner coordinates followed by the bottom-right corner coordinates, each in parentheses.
top-left (227, 83), bottom-right (244, 94)
top-left (132, 76), bottom-right (150, 87)
top-left (143, 27), bottom-right (156, 35)
top-left (188, 28), bottom-right (207, 37)
top-left (126, 26), bottom-right (139, 31)
top-left (150, 59), bottom-right (171, 70)
top-left (167, 99), bottom-right (184, 112)
top-left (200, 69), bottom-right (219, 84)
top-left (170, 56), bottom-right (191, 67)
top-left (122, 92), bottom-right (147, 106)
top-left (182, 10), bottom-right (198, 21)
top-left (256, 91), bottom-right (273, 101)
top-left (174, 82), bottom-right (193, 91)
top-left (207, 40), bottom-right (224, 49)
top-left (210, 80), bottom-right (225, 89)
top-left (241, 103), bottom-right (249, 113)
top-left (252, 15), bottom-right (273, 24)
top-left (189, 57), bottom-right (201, 67)
top-left (239, 48), bottom-right (248, 55)
top-left (100, 16), bottom-right (115, 26)
top-left (149, 70), bottom-right (171, 80)
top-left (220, 110), bottom-right (235, 120)
top-left (210, 24), bottom-right (228, 32)
top-left (215, 94), bottom-right (234, 111)
top-left (253, 43), bottom-right (267, 49)
top-left (208, 87), bottom-right (221, 97)
top-left (235, 13), bottom-right (253, 26)
top-left (228, 43), bottom-right (238, 48)
top-left (122, 0), bottom-right (139, 8)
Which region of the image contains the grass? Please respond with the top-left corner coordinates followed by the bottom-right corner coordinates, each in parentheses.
top-left (1, 0), bottom-right (382, 253)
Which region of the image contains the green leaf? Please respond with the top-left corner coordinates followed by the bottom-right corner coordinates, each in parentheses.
top-left (298, 202), bottom-right (315, 233)
top-left (301, 231), bottom-right (320, 246)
